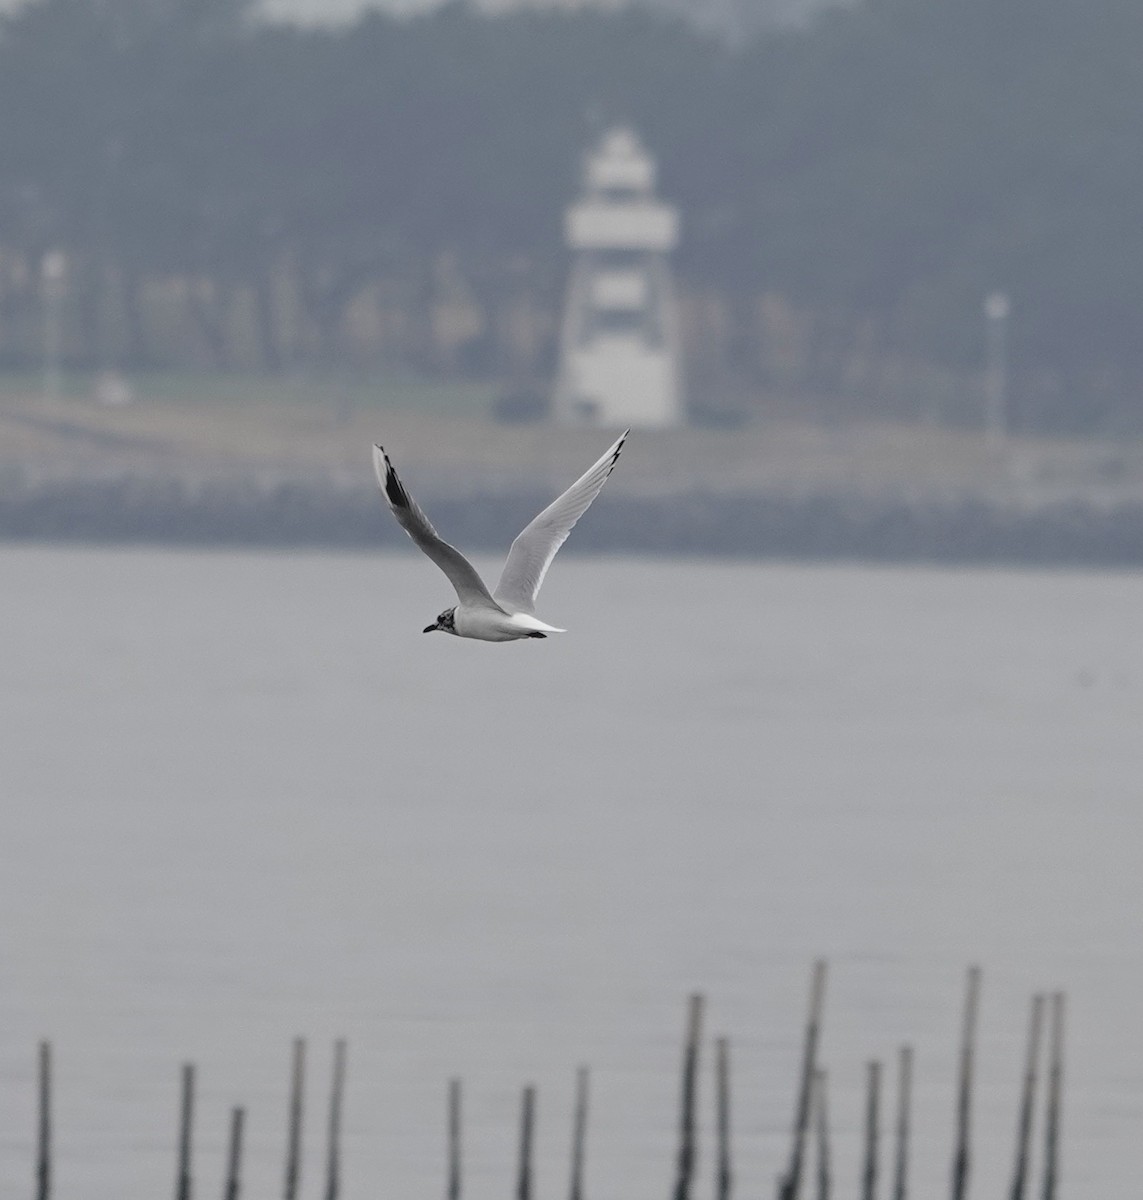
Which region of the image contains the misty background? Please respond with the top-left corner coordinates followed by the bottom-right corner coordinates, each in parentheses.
top-left (3, 3), bottom-right (1143, 1199)
top-left (1, 0), bottom-right (1141, 435)
top-left (3, 0), bottom-right (1143, 557)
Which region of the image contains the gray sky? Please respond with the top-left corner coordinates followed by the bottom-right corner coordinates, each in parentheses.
top-left (0, 0), bottom-right (826, 31)
top-left (259, 0), bottom-right (440, 19)
top-left (0, 0), bottom-right (622, 27)
top-left (260, 0), bottom-right (827, 30)
top-left (260, 0), bottom-right (644, 24)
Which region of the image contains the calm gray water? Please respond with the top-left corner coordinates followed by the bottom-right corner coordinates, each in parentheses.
top-left (2, 544), bottom-right (1142, 1199)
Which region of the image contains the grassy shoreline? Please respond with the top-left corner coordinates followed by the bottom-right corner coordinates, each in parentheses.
top-left (4, 370), bottom-right (1143, 517)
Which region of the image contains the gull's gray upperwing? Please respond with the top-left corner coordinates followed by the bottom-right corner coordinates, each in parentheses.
top-left (493, 429), bottom-right (628, 615)
top-left (373, 444), bottom-right (499, 608)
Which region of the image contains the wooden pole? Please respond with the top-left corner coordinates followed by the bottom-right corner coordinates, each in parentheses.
top-left (813, 1068), bottom-right (830, 1200)
top-left (715, 1038), bottom-right (732, 1200)
top-left (36, 1040), bottom-right (51, 1200)
top-left (861, 1061), bottom-right (881, 1200)
top-left (284, 1038), bottom-right (305, 1200)
top-left (950, 966), bottom-right (980, 1200)
top-left (176, 1063), bottom-right (194, 1200)
top-left (1041, 993), bottom-right (1065, 1200)
top-left (516, 1085), bottom-right (536, 1200)
top-left (569, 1066), bottom-right (589, 1200)
top-left (778, 959), bottom-right (827, 1200)
top-left (892, 1046), bottom-right (913, 1200)
top-left (1009, 995), bottom-right (1044, 1200)
top-left (324, 1039), bottom-right (347, 1200)
top-left (672, 992), bottom-right (704, 1200)
top-left (447, 1078), bottom-right (462, 1200)
top-left (223, 1107), bottom-right (245, 1200)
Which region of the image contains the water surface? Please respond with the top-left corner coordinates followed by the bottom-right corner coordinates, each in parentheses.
top-left (2, 545), bottom-right (1142, 1198)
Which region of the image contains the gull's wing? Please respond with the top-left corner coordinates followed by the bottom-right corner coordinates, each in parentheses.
top-left (372, 444), bottom-right (498, 608)
top-left (493, 430), bottom-right (628, 614)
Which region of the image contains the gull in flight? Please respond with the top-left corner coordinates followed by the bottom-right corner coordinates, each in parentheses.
top-left (373, 430), bottom-right (628, 641)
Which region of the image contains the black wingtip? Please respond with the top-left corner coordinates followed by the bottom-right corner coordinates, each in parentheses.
top-left (385, 469), bottom-right (408, 510)
top-left (374, 443), bottom-right (410, 509)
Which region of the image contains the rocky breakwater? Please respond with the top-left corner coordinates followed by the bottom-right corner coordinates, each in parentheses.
top-left (4, 453), bottom-right (1143, 566)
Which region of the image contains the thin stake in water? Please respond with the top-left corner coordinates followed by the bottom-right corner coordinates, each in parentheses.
top-left (569, 1066), bottom-right (589, 1200)
top-left (176, 1063), bottom-right (195, 1200)
top-left (862, 1061), bottom-right (881, 1200)
top-left (36, 1040), bottom-right (51, 1200)
top-left (778, 959), bottom-right (828, 1200)
top-left (1041, 993), bottom-right (1065, 1200)
top-left (892, 1046), bottom-right (913, 1200)
top-left (672, 993), bottom-right (704, 1200)
top-left (813, 1069), bottom-right (830, 1200)
top-left (517, 1085), bottom-right (536, 1200)
top-left (223, 1107), bottom-right (245, 1200)
top-left (324, 1039), bottom-right (347, 1200)
top-left (715, 1038), bottom-right (731, 1200)
top-left (950, 966), bottom-right (980, 1200)
top-left (447, 1078), bottom-right (462, 1200)
top-left (1009, 995), bottom-right (1044, 1200)
top-left (284, 1038), bottom-right (305, 1200)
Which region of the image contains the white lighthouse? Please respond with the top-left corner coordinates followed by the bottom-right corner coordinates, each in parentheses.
top-left (553, 127), bottom-right (684, 428)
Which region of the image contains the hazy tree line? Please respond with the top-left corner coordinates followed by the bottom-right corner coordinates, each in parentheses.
top-left (1, 0), bottom-right (1141, 433)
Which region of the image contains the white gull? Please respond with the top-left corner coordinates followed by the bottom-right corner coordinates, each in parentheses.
top-left (372, 430), bottom-right (628, 641)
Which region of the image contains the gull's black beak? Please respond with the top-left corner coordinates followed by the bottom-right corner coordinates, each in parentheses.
top-left (423, 623), bottom-right (437, 633)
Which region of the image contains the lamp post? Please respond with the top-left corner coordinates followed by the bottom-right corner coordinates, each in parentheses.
top-left (983, 291), bottom-right (1010, 449)
top-left (42, 250), bottom-right (67, 403)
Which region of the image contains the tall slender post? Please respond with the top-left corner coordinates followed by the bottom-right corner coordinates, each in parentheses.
top-left (950, 967), bottom-right (981, 1200)
top-left (778, 960), bottom-right (828, 1200)
top-left (517, 1085), bottom-right (536, 1200)
top-left (1009, 995), bottom-right (1044, 1200)
top-left (223, 1107), bottom-right (245, 1200)
top-left (447, 1078), bottom-right (462, 1200)
top-left (41, 251), bottom-right (66, 403)
top-left (862, 1061), bottom-right (881, 1200)
top-left (813, 1069), bottom-right (830, 1200)
top-left (324, 1039), bottom-right (347, 1200)
top-left (672, 993), bottom-right (704, 1200)
top-left (984, 292), bottom-right (1011, 449)
top-left (715, 1038), bottom-right (732, 1200)
top-left (892, 1046), bottom-right (913, 1200)
top-left (176, 1063), bottom-right (194, 1200)
top-left (284, 1038), bottom-right (305, 1200)
top-left (1041, 993), bottom-right (1065, 1200)
top-left (569, 1066), bottom-right (589, 1200)
top-left (36, 1041), bottom-right (51, 1200)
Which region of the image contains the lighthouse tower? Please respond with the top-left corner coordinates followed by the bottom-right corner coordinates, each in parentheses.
top-left (553, 127), bottom-right (684, 428)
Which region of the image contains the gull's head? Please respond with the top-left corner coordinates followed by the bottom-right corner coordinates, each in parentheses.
top-left (423, 607), bottom-right (457, 635)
